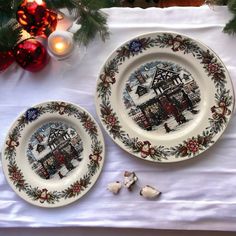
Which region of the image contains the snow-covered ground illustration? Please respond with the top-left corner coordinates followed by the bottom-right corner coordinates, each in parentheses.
top-left (123, 60), bottom-right (201, 134)
top-left (27, 122), bottom-right (83, 180)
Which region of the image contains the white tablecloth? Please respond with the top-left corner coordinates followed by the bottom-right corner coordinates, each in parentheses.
top-left (0, 6), bottom-right (236, 232)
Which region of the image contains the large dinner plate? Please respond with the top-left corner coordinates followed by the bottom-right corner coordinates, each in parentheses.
top-left (2, 101), bottom-right (105, 207)
top-left (95, 32), bottom-right (234, 163)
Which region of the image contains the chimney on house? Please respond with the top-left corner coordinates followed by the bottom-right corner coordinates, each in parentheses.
top-left (136, 72), bottom-right (146, 84)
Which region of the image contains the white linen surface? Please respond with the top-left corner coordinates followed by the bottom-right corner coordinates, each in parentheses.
top-left (0, 6), bottom-right (236, 231)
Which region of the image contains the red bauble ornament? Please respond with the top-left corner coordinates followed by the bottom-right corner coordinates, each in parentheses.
top-left (0, 51), bottom-right (15, 72)
top-left (14, 39), bottom-right (49, 72)
top-left (17, 0), bottom-right (57, 38)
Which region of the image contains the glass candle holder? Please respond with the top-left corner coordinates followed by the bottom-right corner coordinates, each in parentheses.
top-left (48, 30), bottom-right (74, 60)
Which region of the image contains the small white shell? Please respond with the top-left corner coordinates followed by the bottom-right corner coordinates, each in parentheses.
top-left (140, 185), bottom-right (161, 199)
top-left (107, 181), bottom-right (122, 194)
top-left (124, 171), bottom-right (138, 190)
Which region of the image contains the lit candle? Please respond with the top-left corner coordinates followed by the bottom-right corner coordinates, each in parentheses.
top-left (48, 31), bottom-right (74, 59)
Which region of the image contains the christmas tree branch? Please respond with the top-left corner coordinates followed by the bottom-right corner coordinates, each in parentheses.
top-left (207, 0), bottom-right (236, 35)
top-left (0, 21), bottom-right (23, 52)
top-left (228, 0), bottom-right (236, 14)
top-left (44, 0), bottom-right (76, 12)
top-left (46, 0), bottom-right (119, 44)
top-left (73, 10), bottom-right (109, 45)
top-left (0, 0), bottom-right (22, 26)
top-left (206, 0), bottom-right (228, 5)
top-left (79, 0), bottom-right (119, 10)
top-left (0, 0), bottom-right (118, 50)
top-left (223, 16), bottom-right (236, 34)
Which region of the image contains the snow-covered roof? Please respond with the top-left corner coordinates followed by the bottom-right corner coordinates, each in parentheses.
top-left (32, 145), bottom-right (51, 161)
top-left (130, 87), bottom-right (156, 106)
top-left (128, 67), bottom-right (157, 106)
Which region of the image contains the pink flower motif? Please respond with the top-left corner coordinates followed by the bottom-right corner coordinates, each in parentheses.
top-left (11, 171), bottom-right (22, 182)
top-left (207, 63), bottom-right (220, 74)
top-left (105, 114), bottom-right (117, 127)
top-left (186, 139), bottom-right (199, 153)
top-left (84, 120), bottom-right (95, 130)
top-left (72, 183), bottom-right (81, 193)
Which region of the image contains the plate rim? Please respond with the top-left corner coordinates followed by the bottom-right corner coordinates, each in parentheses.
top-left (95, 31), bottom-right (235, 163)
top-left (1, 100), bottom-right (105, 208)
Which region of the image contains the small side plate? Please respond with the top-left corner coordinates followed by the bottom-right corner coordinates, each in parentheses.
top-left (2, 101), bottom-right (105, 207)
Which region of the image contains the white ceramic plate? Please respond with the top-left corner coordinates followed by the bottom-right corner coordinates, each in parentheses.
top-left (2, 101), bottom-right (105, 207)
top-left (96, 32), bottom-right (234, 163)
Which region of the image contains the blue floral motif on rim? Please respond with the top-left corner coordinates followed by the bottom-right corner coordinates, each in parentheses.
top-left (129, 39), bottom-right (142, 53)
top-left (25, 108), bottom-right (39, 122)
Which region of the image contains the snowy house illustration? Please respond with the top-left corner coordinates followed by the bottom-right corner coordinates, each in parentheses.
top-left (151, 67), bottom-right (183, 95)
top-left (125, 65), bottom-right (200, 130)
top-left (36, 144), bottom-right (45, 153)
top-left (135, 85), bottom-right (148, 97)
top-left (48, 128), bottom-right (70, 150)
top-left (29, 126), bottom-right (83, 180)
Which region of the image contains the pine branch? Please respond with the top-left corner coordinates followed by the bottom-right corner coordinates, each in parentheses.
top-left (0, 0), bottom-right (117, 49)
top-left (79, 0), bottom-right (120, 10)
top-left (206, 0), bottom-right (229, 5)
top-left (208, 0), bottom-right (236, 36)
top-left (44, 0), bottom-right (76, 11)
top-left (228, 0), bottom-right (236, 14)
top-left (0, 0), bottom-right (21, 26)
top-left (223, 16), bottom-right (236, 34)
top-left (73, 10), bottom-right (109, 45)
top-left (0, 21), bottom-right (23, 52)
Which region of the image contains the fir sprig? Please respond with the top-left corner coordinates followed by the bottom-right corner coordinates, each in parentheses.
top-left (228, 0), bottom-right (236, 14)
top-left (0, 21), bottom-right (23, 52)
top-left (0, 0), bottom-right (21, 26)
top-left (207, 0), bottom-right (236, 34)
top-left (224, 17), bottom-right (236, 34)
top-left (44, 0), bottom-right (75, 11)
top-left (74, 10), bottom-right (109, 45)
top-left (79, 0), bottom-right (119, 10)
top-left (0, 0), bottom-right (119, 52)
top-left (45, 0), bottom-right (119, 44)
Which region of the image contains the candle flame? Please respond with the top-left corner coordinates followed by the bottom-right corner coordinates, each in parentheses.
top-left (27, 0), bottom-right (43, 5)
top-left (35, 0), bottom-right (43, 4)
top-left (48, 32), bottom-right (74, 57)
top-left (55, 42), bottom-right (65, 51)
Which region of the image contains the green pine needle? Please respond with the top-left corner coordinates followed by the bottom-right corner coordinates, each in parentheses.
top-left (79, 0), bottom-right (120, 10)
top-left (45, 0), bottom-right (76, 11)
top-left (0, 21), bottom-right (23, 52)
top-left (0, 0), bottom-right (22, 26)
top-left (208, 0), bottom-right (236, 36)
top-left (45, 0), bottom-right (118, 45)
top-left (223, 16), bottom-right (236, 34)
top-left (206, 0), bottom-right (229, 5)
top-left (227, 0), bottom-right (236, 14)
top-left (73, 10), bottom-right (109, 45)
top-left (0, 0), bottom-right (117, 48)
